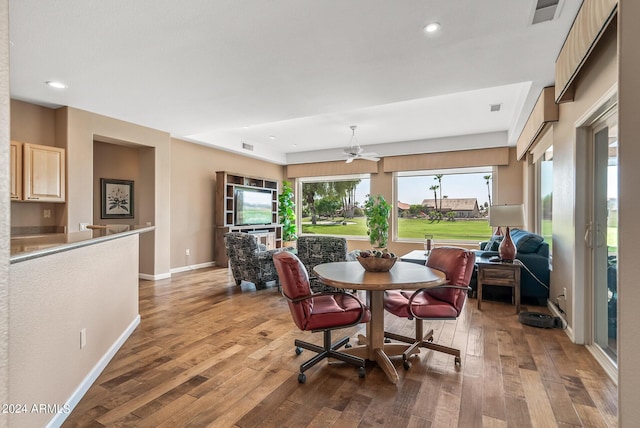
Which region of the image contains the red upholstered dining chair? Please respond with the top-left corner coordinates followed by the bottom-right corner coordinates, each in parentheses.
top-left (272, 251), bottom-right (371, 383)
top-left (383, 246), bottom-right (475, 369)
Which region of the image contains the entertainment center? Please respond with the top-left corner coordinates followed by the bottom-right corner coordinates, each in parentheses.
top-left (214, 171), bottom-right (283, 267)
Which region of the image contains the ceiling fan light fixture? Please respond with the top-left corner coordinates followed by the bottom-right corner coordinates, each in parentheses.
top-left (343, 125), bottom-right (380, 163)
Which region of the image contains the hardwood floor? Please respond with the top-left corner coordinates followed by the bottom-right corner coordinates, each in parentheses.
top-left (63, 267), bottom-right (617, 427)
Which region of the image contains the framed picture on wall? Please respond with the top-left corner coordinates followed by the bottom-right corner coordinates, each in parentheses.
top-left (101, 178), bottom-right (134, 219)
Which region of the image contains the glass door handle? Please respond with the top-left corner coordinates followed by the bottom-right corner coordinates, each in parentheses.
top-left (584, 222), bottom-right (593, 248)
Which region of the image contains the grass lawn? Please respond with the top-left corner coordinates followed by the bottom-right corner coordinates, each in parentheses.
top-left (301, 217), bottom-right (492, 241)
top-left (398, 218), bottom-right (491, 241)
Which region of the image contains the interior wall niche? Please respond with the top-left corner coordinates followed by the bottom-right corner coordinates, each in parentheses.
top-left (92, 140), bottom-right (141, 225)
top-left (92, 137), bottom-right (156, 275)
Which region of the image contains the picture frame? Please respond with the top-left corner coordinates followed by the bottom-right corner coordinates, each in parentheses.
top-left (101, 178), bottom-right (134, 219)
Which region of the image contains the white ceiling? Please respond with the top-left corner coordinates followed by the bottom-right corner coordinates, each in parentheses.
top-left (8, 0), bottom-right (582, 165)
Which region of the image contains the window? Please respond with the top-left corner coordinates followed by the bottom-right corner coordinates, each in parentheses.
top-left (537, 146), bottom-right (553, 252)
top-left (298, 175), bottom-right (371, 237)
top-left (395, 167), bottom-right (493, 243)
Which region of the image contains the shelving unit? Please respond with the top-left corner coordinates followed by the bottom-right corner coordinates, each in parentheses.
top-left (214, 171), bottom-right (282, 267)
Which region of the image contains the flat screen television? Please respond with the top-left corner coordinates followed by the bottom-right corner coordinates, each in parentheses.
top-left (234, 187), bottom-right (274, 226)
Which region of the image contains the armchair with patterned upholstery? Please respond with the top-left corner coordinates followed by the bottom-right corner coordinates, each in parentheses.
top-left (296, 236), bottom-right (348, 292)
top-left (224, 232), bottom-right (294, 290)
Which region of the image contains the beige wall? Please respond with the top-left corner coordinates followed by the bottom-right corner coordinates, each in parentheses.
top-left (92, 141), bottom-right (141, 226)
top-left (61, 107), bottom-right (171, 276)
top-left (618, 0), bottom-right (640, 423)
top-left (544, 21), bottom-right (617, 337)
top-left (10, 99), bottom-right (57, 146)
top-left (1, 0), bottom-right (10, 425)
top-left (9, 234), bottom-right (140, 428)
top-left (495, 148), bottom-right (524, 206)
top-left (170, 138), bottom-right (285, 269)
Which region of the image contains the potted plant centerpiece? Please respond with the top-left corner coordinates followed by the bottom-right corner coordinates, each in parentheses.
top-left (363, 194), bottom-right (391, 248)
top-left (358, 194), bottom-right (395, 272)
top-left (278, 180), bottom-right (298, 247)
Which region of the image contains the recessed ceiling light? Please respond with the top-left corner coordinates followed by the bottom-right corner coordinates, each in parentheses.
top-left (45, 80), bottom-right (67, 89)
top-left (424, 22), bottom-right (441, 33)
top-left (268, 135), bottom-right (276, 140)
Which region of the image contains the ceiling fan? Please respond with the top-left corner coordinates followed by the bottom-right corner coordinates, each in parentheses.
top-left (343, 125), bottom-right (380, 163)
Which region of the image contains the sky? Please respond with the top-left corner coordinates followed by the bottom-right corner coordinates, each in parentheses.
top-left (353, 172), bottom-right (493, 207)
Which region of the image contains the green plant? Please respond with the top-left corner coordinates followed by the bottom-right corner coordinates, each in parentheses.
top-left (363, 194), bottom-right (392, 248)
top-left (278, 181), bottom-right (297, 242)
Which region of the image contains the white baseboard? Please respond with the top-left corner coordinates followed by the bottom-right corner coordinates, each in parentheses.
top-left (47, 315), bottom-right (141, 428)
top-left (170, 261), bottom-right (216, 274)
top-left (139, 272), bottom-right (171, 281)
top-left (547, 299), bottom-right (575, 342)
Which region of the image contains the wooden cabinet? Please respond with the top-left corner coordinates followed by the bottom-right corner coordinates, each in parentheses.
top-left (216, 171), bottom-right (278, 227)
top-left (214, 171), bottom-right (282, 267)
top-left (10, 141), bottom-right (22, 200)
top-left (22, 143), bottom-right (66, 202)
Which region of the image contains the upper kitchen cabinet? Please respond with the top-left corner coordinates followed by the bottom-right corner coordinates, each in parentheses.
top-left (22, 143), bottom-right (66, 202)
top-left (10, 141), bottom-right (23, 200)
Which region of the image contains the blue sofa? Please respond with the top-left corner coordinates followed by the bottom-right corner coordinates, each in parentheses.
top-left (474, 229), bottom-right (551, 306)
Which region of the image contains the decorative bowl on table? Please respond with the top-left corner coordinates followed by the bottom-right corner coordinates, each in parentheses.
top-left (356, 249), bottom-right (397, 272)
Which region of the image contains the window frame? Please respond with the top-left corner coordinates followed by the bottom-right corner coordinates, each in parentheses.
top-left (535, 145), bottom-right (553, 256)
top-left (394, 166), bottom-right (495, 246)
top-left (295, 174), bottom-right (371, 239)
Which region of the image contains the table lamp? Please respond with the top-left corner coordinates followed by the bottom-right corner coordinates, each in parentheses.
top-left (488, 204), bottom-right (525, 262)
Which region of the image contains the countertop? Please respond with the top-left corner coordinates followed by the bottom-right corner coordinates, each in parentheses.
top-left (10, 225), bottom-right (155, 264)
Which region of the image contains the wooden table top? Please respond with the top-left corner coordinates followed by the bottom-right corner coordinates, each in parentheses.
top-left (313, 261), bottom-right (446, 291)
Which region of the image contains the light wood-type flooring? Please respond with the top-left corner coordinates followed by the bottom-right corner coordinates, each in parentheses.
top-left (63, 266), bottom-right (617, 427)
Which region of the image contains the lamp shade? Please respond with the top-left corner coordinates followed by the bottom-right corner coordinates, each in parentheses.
top-left (488, 204), bottom-right (525, 228)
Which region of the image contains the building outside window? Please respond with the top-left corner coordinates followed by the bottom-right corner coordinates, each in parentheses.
top-left (395, 167), bottom-right (493, 244)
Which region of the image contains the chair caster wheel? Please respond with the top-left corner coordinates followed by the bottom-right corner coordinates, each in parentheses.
top-left (428, 337), bottom-right (434, 342)
top-left (295, 347), bottom-right (303, 355)
top-left (384, 338), bottom-right (391, 343)
top-left (454, 357), bottom-right (461, 366)
top-left (403, 360), bottom-right (411, 370)
top-left (345, 343), bottom-right (352, 348)
top-left (358, 367), bottom-right (366, 378)
top-left (298, 373), bottom-right (306, 383)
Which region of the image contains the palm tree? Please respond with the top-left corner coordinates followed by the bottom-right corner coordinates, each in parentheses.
top-left (302, 182), bottom-right (328, 225)
top-left (429, 184), bottom-right (439, 212)
top-left (434, 174), bottom-right (443, 212)
top-left (484, 174), bottom-right (492, 207)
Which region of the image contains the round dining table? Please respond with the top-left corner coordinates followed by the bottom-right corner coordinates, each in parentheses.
top-left (313, 260), bottom-right (446, 384)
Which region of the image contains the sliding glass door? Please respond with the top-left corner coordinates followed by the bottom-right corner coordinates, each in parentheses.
top-left (590, 111), bottom-right (618, 364)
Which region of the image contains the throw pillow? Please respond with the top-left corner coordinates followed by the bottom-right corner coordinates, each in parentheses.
top-left (515, 232), bottom-right (544, 253)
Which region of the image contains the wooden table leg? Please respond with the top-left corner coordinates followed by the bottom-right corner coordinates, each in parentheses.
top-left (340, 289), bottom-right (413, 384)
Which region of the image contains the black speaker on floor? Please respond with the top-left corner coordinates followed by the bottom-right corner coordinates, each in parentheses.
top-left (518, 311), bottom-right (562, 328)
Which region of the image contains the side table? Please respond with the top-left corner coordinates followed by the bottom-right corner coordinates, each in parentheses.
top-left (399, 249), bottom-right (429, 265)
top-left (477, 259), bottom-right (522, 313)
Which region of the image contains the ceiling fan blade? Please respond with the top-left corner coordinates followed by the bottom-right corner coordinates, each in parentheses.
top-left (345, 157), bottom-right (354, 164)
top-left (360, 155), bottom-right (380, 162)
